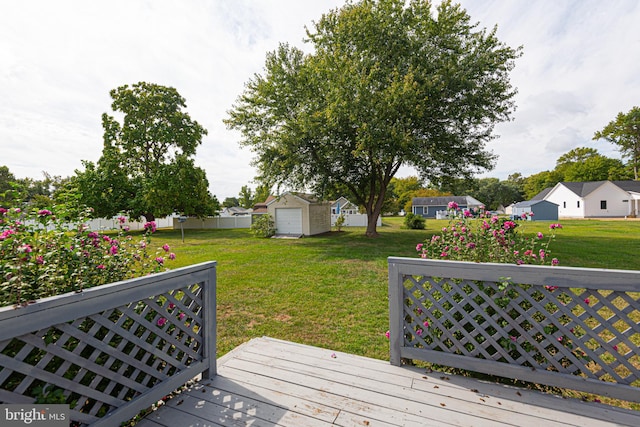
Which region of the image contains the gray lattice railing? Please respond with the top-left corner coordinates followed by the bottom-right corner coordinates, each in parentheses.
top-left (388, 257), bottom-right (640, 402)
top-left (0, 261), bottom-right (216, 426)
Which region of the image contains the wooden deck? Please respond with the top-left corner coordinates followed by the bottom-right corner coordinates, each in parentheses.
top-left (138, 337), bottom-right (640, 427)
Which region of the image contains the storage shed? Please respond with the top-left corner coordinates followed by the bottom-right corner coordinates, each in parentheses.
top-left (266, 192), bottom-right (331, 236)
top-left (511, 200), bottom-right (559, 221)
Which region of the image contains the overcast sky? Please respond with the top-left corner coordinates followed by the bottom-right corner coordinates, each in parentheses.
top-left (2, 1), bottom-right (639, 200)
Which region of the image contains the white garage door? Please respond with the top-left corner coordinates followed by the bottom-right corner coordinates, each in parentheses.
top-left (275, 208), bottom-right (303, 235)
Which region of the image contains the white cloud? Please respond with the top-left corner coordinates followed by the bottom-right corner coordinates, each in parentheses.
top-left (460, 0), bottom-right (640, 179)
top-left (2, 0), bottom-right (640, 200)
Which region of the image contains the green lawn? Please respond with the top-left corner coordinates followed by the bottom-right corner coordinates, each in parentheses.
top-left (157, 216), bottom-right (640, 361)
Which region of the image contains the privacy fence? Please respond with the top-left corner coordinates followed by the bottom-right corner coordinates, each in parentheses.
top-left (388, 257), bottom-right (640, 403)
top-left (0, 262), bottom-right (217, 426)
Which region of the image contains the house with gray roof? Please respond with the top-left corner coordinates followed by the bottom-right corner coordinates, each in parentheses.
top-left (412, 195), bottom-right (484, 218)
top-left (534, 181), bottom-right (640, 218)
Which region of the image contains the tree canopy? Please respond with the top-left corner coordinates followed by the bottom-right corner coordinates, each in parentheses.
top-left (0, 166), bottom-right (17, 202)
top-left (225, 0), bottom-right (520, 236)
top-left (593, 106), bottom-right (640, 180)
top-left (76, 82), bottom-right (218, 221)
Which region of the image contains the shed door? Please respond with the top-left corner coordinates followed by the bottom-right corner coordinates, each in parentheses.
top-left (275, 208), bottom-right (303, 234)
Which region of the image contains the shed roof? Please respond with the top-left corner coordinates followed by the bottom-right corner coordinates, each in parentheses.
top-left (266, 192), bottom-right (323, 206)
top-left (513, 200), bottom-right (558, 208)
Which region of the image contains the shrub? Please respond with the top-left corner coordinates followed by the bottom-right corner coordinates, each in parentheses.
top-left (250, 214), bottom-right (276, 238)
top-left (416, 202), bottom-right (561, 265)
top-left (0, 206), bottom-right (175, 307)
top-left (334, 213), bottom-right (346, 231)
top-left (404, 212), bottom-right (425, 230)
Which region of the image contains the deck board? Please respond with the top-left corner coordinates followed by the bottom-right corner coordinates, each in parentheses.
top-left (138, 337), bottom-right (640, 427)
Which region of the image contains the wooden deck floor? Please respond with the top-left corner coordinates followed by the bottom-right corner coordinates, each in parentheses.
top-left (138, 337), bottom-right (640, 427)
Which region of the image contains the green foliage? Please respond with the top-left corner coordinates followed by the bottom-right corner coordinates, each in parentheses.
top-left (0, 206), bottom-right (175, 307)
top-left (76, 82), bottom-right (215, 221)
top-left (334, 213), bottom-right (346, 231)
top-left (522, 170), bottom-right (564, 199)
top-left (555, 147), bottom-right (600, 167)
top-left (404, 212), bottom-right (425, 230)
top-left (34, 384), bottom-right (66, 404)
top-left (222, 197), bottom-right (239, 208)
top-left (238, 185), bottom-right (255, 209)
top-left (594, 106), bottom-right (640, 180)
top-left (471, 178), bottom-right (523, 210)
top-left (225, 0), bottom-right (520, 236)
top-left (253, 184), bottom-right (272, 205)
top-left (384, 176), bottom-right (424, 214)
top-left (0, 166), bottom-right (17, 201)
top-left (553, 146), bottom-right (630, 182)
top-left (250, 214), bottom-right (276, 238)
top-left (563, 155), bottom-right (629, 182)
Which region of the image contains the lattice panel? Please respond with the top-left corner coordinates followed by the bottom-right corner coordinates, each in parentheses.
top-left (402, 275), bottom-right (640, 386)
top-left (0, 282), bottom-right (203, 425)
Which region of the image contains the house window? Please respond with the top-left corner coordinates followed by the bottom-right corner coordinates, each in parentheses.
top-left (623, 199), bottom-right (629, 202)
top-left (563, 201), bottom-right (566, 208)
top-left (601, 200), bottom-right (607, 210)
top-left (577, 201), bottom-right (580, 208)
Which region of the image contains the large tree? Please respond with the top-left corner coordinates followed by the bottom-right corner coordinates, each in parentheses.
top-left (225, 0), bottom-right (520, 236)
top-left (593, 106), bottom-right (640, 180)
top-left (238, 185), bottom-right (255, 209)
top-left (77, 82), bottom-right (216, 221)
top-left (471, 177), bottom-right (523, 210)
top-left (0, 166), bottom-right (18, 202)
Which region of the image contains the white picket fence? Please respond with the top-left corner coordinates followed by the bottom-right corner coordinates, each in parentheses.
top-left (85, 216), bottom-right (176, 231)
top-left (330, 213), bottom-right (381, 227)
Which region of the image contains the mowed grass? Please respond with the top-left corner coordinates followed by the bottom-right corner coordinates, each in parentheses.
top-left (155, 217), bottom-right (640, 361)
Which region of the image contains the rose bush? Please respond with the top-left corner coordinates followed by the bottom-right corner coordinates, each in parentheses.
top-left (416, 202), bottom-right (561, 265)
top-left (0, 206), bottom-right (175, 307)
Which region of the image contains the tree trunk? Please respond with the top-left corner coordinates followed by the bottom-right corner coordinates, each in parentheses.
top-left (144, 213), bottom-right (156, 223)
top-left (365, 209), bottom-right (381, 237)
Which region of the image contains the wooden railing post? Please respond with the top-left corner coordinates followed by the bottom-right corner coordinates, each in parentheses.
top-left (203, 263), bottom-right (217, 379)
top-left (388, 259), bottom-right (403, 366)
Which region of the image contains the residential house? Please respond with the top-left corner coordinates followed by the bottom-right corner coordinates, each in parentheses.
top-left (412, 195), bottom-right (484, 218)
top-left (251, 195), bottom-right (276, 219)
top-left (219, 206), bottom-right (251, 217)
top-left (329, 196), bottom-right (381, 227)
top-left (330, 197), bottom-right (359, 215)
top-left (533, 181), bottom-right (640, 218)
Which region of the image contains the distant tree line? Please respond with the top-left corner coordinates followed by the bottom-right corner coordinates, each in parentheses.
top-left (382, 146), bottom-right (634, 213)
